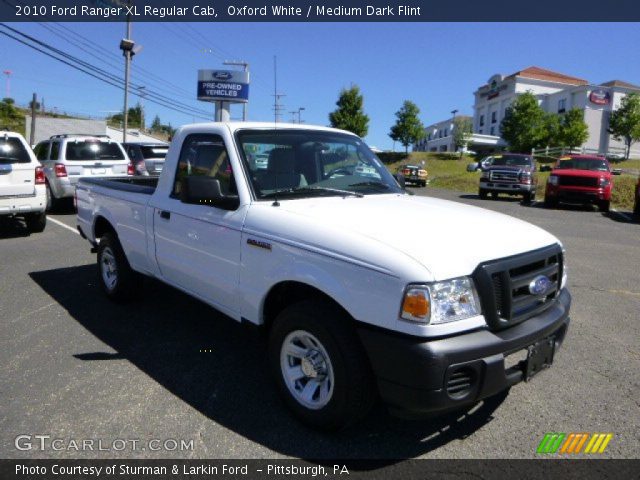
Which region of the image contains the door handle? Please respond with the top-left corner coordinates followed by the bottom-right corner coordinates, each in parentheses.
top-left (159, 210), bottom-right (171, 220)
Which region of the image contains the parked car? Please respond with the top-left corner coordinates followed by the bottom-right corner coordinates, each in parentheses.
top-left (0, 130), bottom-right (47, 232)
top-left (633, 176), bottom-right (640, 217)
top-left (77, 122), bottom-right (570, 431)
top-left (123, 142), bottom-right (169, 176)
top-left (478, 153), bottom-right (538, 203)
top-left (33, 134), bottom-right (131, 210)
top-left (544, 155), bottom-right (618, 212)
top-left (399, 164), bottom-right (428, 186)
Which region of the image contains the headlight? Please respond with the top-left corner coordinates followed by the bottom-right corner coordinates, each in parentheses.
top-left (548, 175), bottom-right (559, 186)
top-left (400, 277), bottom-right (480, 324)
top-left (480, 171), bottom-right (490, 179)
top-left (599, 177), bottom-right (610, 187)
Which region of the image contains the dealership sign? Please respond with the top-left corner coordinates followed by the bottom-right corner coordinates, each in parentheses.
top-left (197, 69), bottom-right (249, 103)
top-left (589, 89), bottom-right (611, 105)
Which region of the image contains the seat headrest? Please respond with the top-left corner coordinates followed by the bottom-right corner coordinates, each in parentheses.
top-left (268, 148), bottom-right (295, 173)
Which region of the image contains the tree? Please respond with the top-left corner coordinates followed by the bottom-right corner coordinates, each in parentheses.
top-left (328, 85), bottom-right (369, 137)
top-left (389, 100), bottom-right (425, 154)
top-left (453, 116), bottom-right (473, 155)
top-left (541, 113), bottom-right (562, 148)
top-left (609, 92), bottom-right (640, 159)
top-left (106, 103), bottom-right (143, 129)
top-left (559, 108), bottom-right (589, 150)
top-left (150, 115), bottom-right (162, 131)
top-left (500, 92), bottom-right (546, 152)
top-left (0, 97), bottom-right (25, 134)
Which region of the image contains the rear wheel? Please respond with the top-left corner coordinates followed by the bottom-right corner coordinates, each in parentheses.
top-left (478, 188), bottom-right (488, 200)
top-left (599, 200), bottom-right (610, 213)
top-left (45, 183), bottom-right (57, 212)
top-left (25, 212), bottom-right (46, 233)
top-left (96, 232), bottom-right (140, 302)
top-left (268, 300), bottom-right (376, 431)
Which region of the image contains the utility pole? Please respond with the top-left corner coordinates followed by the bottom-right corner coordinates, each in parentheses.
top-left (121, 6), bottom-right (132, 143)
top-left (3, 70), bottom-right (11, 98)
top-left (223, 60), bottom-right (249, 121)
top-left (29, 92), bottom-right (37, 145)
top-left (272, 56), bottom-right (286, 123)
top-left (138, 86), bottom-right (146, 131)
top-left (289, 111), bottom-right (298, 123)
top-left (297, 107), bottom-right (305, 123)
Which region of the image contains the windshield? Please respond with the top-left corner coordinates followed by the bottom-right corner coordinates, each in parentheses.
top-left (140, 146), bottom-right (168, 159)
top-left (557, 158), bottom-right (609, 171)
top-left (0, 137), bottom-right (30, 164)
top-left (65, 141), bottom-right (125, 161)
top-left (491, 155), bottom-right (532, 167)
top-left (236, 129), bottom-right (403, 199)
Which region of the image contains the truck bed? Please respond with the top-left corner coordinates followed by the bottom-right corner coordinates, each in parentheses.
top-left (80, 176), bottom-right (159, 195)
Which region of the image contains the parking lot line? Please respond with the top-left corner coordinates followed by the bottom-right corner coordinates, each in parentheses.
top-left (48, 216), bottom-right (79, 235)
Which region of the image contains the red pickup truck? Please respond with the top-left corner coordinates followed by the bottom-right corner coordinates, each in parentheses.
top-left (544, 155), bottom-right (616, 212)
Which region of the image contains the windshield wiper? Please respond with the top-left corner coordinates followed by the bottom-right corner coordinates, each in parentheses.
top-left (262, 186), bottom-right (363, 199)
top-left (349, 181), bottom-right (390, 190)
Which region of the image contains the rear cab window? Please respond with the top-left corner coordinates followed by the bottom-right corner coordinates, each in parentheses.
top-left (64, 140), bottom-right (125, 161)
top-left (0, 137), bottom-right (31, 164)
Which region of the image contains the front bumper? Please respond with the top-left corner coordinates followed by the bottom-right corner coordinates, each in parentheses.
top-left (357, 288), bottom-right (571, 416)
top-left (480, 180), bottom-right (535, 193)
top-left (546, 186), bottom-right (609, 203)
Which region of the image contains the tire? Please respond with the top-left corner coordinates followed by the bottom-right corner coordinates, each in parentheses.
top-left (478, 188), bottom-right (488, 200)
top-left (544, 196), bottom-right (558, 209)
top-left (45, 183), bottom-right (57, 212)
top-left (634, 198), bottom-right (640, 217)
top-left (523, 191), bottom-right (534, 204)
top-left (96, 232), bottom-right (140, 302)
top-left (599, 200), bottom-right (610, 213)
top-left (268, 300), bottom-right (376, 431)
top-left (25, 212), bottom-right (46, 233)
top-left (490, 191), bottom-right (499, 199)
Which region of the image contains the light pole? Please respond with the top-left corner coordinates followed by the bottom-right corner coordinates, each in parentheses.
top-left (297, 107), bottom-right (305, 123)
top-left (120, 2), bottom-right (142, 143)
top-left (223, 60), bottom-right (249, 121)
top-left (137, 86), bottom-right (146, 131)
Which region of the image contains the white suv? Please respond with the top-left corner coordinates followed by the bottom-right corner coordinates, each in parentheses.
top-left (33, 134), bottom-right (130, 210)
top-left (0, 131), bottom-right (47, 232)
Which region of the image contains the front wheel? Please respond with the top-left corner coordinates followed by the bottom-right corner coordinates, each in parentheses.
top-left (599, 200), bottom-right (610, 213)
top-left (523, 191), bottom-right (534, 204)
top-left (478, 188), bottom-right (488, 200)
top-left (25, 212), bottom-right (46, 233)
top-left (634, 198), bottom-right (640, 217)
top-left (268, 300), bottom-right (375, 431)
top-left (96, 233), bottom-right (140, 302)
top-left (544, 196), bottom-right (558, 209)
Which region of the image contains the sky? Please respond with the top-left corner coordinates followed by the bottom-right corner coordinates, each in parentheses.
top-left (1, 22), bottom-right (640, 149)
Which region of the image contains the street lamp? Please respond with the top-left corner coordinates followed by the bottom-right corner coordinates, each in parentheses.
top-left (297, 107), bottom-right (305, 123)
top-left (119, 7), bottom-right (143, 143)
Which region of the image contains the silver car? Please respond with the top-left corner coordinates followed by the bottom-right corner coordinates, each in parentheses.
top-left (33, 134), bottom-right (130, 210)
top-left (123, 142), bottom-right (169, 176)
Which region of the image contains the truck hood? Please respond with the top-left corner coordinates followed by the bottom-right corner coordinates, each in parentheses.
top-left (250, 194), bottom-right (559, 280)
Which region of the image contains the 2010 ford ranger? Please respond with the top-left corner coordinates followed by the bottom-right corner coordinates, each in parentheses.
top-left (77, 123), bottom-right (571, 430)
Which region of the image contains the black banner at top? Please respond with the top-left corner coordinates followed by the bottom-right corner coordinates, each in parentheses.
top-left (2, 0), bottom-right (640, 21)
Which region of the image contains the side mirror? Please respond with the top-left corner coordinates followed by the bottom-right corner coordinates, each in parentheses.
top-left (394, 172), bottom-right (406, 189)
top-left (466, 163), bottom-right (479, 172)
top-left (612, 169), bottom-right (622, 176)
top-left (180, 176), bottom-right (239, 210)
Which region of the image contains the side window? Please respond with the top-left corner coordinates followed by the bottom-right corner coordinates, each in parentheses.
top-left (172, 134), bottom-right (236, 198)
top-left (127, 147), bottom-right (136, 159)
top-left (34, 142), bottom-right (48, 161)
top-left (49, 142), bottom-right (60, 161)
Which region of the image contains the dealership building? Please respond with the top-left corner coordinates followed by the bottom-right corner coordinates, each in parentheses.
top-left (415, 66), bottom-right (640, 157)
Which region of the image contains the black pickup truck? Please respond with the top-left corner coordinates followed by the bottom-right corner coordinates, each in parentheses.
top-left (478, 153), bottom-right (538, 203)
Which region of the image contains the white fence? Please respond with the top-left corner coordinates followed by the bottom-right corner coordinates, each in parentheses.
top-left (532, 145), bottom-right (639, 159)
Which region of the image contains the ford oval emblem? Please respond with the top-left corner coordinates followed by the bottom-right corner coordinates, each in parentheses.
top-left (213, 71), bottom-right (232, 80)
top-left (529, 275), bottom-right (552, 296)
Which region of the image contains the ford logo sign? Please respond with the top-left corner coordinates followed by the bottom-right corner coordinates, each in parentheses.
top-left (529, 275), bottom-right (552, 296)
top-left (212, 71), bottom-right (232, 80)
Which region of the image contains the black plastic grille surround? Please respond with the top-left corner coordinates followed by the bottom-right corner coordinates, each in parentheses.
top-left (558, 176), bottom-right (599, 187)
top-left (472, 244), bottom-right (563, 331)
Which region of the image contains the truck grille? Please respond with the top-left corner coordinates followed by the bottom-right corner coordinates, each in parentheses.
top-left (558, 176), bottom-right (599, 187)
top-left (489, 170), bottom-right (519, 183)
top-left (472, 244), bottom-right (563, 330)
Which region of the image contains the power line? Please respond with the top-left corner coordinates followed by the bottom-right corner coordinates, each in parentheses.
top-left (0, 26), bottom-right (211, 120)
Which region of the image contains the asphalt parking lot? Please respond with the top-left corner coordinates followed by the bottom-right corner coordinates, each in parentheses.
top-left (1, 189), bottom-right (638, 460)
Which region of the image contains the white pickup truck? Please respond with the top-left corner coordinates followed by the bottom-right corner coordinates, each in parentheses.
top-left (77, 122), bottom-right (571, 430)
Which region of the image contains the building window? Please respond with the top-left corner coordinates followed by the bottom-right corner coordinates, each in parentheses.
top-left (478, 129), bottom-right (483, 135)
top-left (490, 126), bottom-right (495, 136)
top-left (479, 115), bottom-right (485, 127)
top-left (491, 112), bottom-right (497, 124)
top-left (444, 128), bottom-right (448, 137)
top-left (558, 98), bottom-right (567, 114)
